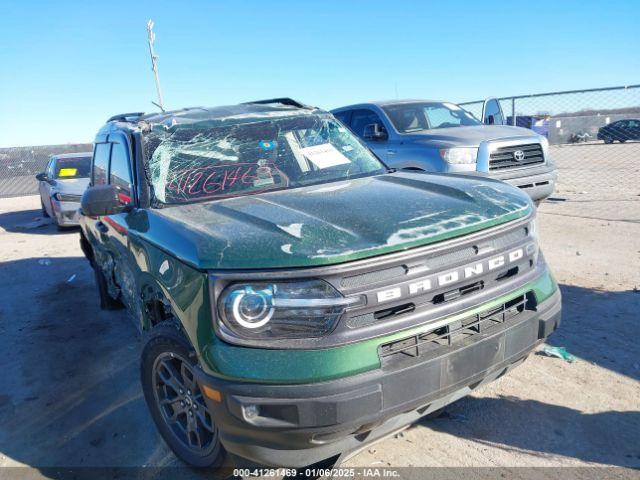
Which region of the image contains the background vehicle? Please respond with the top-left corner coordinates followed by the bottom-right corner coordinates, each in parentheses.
top-left (36, 152), bottom-right (92, 228)
top-left (597, 118), bottom-right (640, 143)
top-left (331, 100), bottom-right (557, 205)
top-left (78, 99), bottom-right (561, 470)
top-left (568, 132), bottom-right (592, 143)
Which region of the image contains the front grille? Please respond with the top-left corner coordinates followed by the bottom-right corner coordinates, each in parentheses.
top-left (379, 294), bottom-right (530, 362)
top-left (341, 226), bottom-right (528, 290)
top-left (489, 143), bottom-right (544, 171)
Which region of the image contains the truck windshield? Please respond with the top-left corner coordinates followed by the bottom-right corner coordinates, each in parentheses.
top-left (383, 102), bottom-right (481, 133)
top-left (145, 114), bottom-right (385, 205)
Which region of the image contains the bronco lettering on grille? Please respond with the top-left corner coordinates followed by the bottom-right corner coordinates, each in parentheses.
top-left (375, 244), bottom-right (535, 304)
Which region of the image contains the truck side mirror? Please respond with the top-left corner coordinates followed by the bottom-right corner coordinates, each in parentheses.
top-left (363, 123), bottom-right (388, 141)
top-left (482, 98), bottom-right (505, 125)
top-left (81, 184), bottom-right (123, 217)
top-left (35, 172), bottom-right (47, 181)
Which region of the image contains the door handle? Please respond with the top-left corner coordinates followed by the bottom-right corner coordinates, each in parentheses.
top-left (387, 149), bottom-right (397, 155)
top-left (96, 220), bottom-right (109, 233)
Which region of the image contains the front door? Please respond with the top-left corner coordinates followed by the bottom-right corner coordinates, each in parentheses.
top-left (100, 134), bottom-right (138, 316)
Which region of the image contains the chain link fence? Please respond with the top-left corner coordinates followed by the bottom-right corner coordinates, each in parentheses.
top-left (460, 85), bottom-right (640, 223)
top-left (1, 86), bottom-right (639, 223)
top-left (0, 144), bottom-right (92, 198)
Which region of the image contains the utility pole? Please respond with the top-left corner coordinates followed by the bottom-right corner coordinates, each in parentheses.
top-left (146, 20), bottom-right (165, 111)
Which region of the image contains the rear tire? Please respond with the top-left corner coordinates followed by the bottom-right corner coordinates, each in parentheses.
top-left (141, 324), bottom-right (226, 468)
top-left (93, 265), bottom-right (124, 310)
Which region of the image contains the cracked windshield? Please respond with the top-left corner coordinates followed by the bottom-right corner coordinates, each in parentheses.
top-left (146, 114), bottom-right (385, 204)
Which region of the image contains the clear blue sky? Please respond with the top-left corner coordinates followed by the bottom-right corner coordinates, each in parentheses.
top-left (1, 0), bottom-right (638, 147)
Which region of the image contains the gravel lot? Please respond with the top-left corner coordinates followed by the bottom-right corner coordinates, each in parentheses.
top-left (0, 192), bottom-right (638, 476)
top-left (547, 142), bottom-right (640, 222)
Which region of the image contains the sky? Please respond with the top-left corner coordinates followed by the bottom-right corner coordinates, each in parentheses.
top-left (1, 0), bottom-right (638, 147)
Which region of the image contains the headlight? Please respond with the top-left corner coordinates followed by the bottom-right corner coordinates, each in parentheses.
top-left (439, 147), bottom-right (478, 164)
top-left (539, 135), bottom-right (549, 150)
top-left (529, 217), bottom-right (538, 240)
top-left (218, 280), bottom-right (361, 339)
top-left (528, 217), bottom-right (540, 263)
top-left (53, 192), bottom-right (81, 202)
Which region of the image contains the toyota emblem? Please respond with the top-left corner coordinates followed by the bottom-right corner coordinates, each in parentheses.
top-left (513, 150), bottom-right (525, 161)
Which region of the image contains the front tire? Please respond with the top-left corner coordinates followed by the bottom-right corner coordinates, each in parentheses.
top-left (41, 198), bottom-right (50, 218)
top-left (603, 138), bottom-right (613, 144)
top-left (141, 324), bottom-right (225, 468)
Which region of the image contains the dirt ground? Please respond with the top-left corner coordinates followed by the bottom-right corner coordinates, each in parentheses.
top-left (0, 193), bottom-right (638, 476)
top-left (547, 142), bottom-right (640, 222)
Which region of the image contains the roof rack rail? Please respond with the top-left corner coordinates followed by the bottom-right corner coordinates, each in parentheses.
top-left (106, 112), bottom-right (145, 123)
top-left (244, 98), bottom-right (311, 109)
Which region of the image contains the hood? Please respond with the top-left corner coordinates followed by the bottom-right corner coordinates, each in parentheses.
top-left (403, 125), bottom-right (539, 148)
top-left (53, 178), bottom-right (90, 196)
top-left (137, 172), bottom-right (532, 270)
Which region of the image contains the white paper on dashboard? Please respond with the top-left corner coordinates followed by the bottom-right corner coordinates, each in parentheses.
top-left (300, 144), bottom-right (351, 169)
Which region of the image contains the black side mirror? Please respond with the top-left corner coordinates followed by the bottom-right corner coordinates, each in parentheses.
top-left (81, 184), bottom-right (123, 217)
top-left (35, 172), bottom-right (47, 181)
top-left (363, 123), bottom-right (388, 141)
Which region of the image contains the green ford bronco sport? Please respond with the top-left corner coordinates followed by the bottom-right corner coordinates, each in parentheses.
top-left (79, 99), bottom-right (561, 469)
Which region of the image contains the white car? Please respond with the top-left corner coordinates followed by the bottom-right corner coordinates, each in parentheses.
top-left (36, 152), bottom-right (92, 229)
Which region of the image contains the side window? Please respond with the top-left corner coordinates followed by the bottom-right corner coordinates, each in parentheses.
top-left (333, 110), bottom-right (352, 127)
top-left (350, 109), bottom-right (386, 138)
top-left (109, 141), bottom-right (133, 205)
top-left (93, 143), bottom-right (110, 186)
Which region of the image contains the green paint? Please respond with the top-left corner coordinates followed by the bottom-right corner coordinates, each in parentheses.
top-left (133, 172), bottom-right (532, 270)
top-left (94, 170), bottom-right (542, 386)
top-left (201, 270), bottom-right (558, 384)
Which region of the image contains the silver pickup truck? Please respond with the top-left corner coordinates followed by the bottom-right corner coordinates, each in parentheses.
top-left (331, 100), bottom-right (557, 204)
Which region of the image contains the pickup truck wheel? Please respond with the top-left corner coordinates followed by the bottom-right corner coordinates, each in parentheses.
top-left (141, 326), bottom-right (225, 468)
top-left (93, 265), bottom-right (124, 310)
top-left (604, 138), bottom-right (613, 144)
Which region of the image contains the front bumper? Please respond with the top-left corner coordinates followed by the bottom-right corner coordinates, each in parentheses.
top-left (52, 200), bottom-right (81, 226)
top-left (445, 164), bottom-right (557, 202)
top-left (495, 167), bottom-right (558, 203)
top-left (196, 284), bottom-right (561, 468)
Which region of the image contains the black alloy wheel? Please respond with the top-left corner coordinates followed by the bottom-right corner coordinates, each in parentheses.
top-left (141, 325), bottom-right (225, 468)
top-left (152, 352), bottom-right (218, 454)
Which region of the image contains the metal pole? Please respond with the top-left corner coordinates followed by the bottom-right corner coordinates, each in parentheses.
top-left (511, 97), bottom-right (516, 126)
top-left (146, 20), bottom-right (165, 111)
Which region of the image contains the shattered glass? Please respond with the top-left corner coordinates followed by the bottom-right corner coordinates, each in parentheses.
top-left (143, 114), bottom-right (384, 205)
